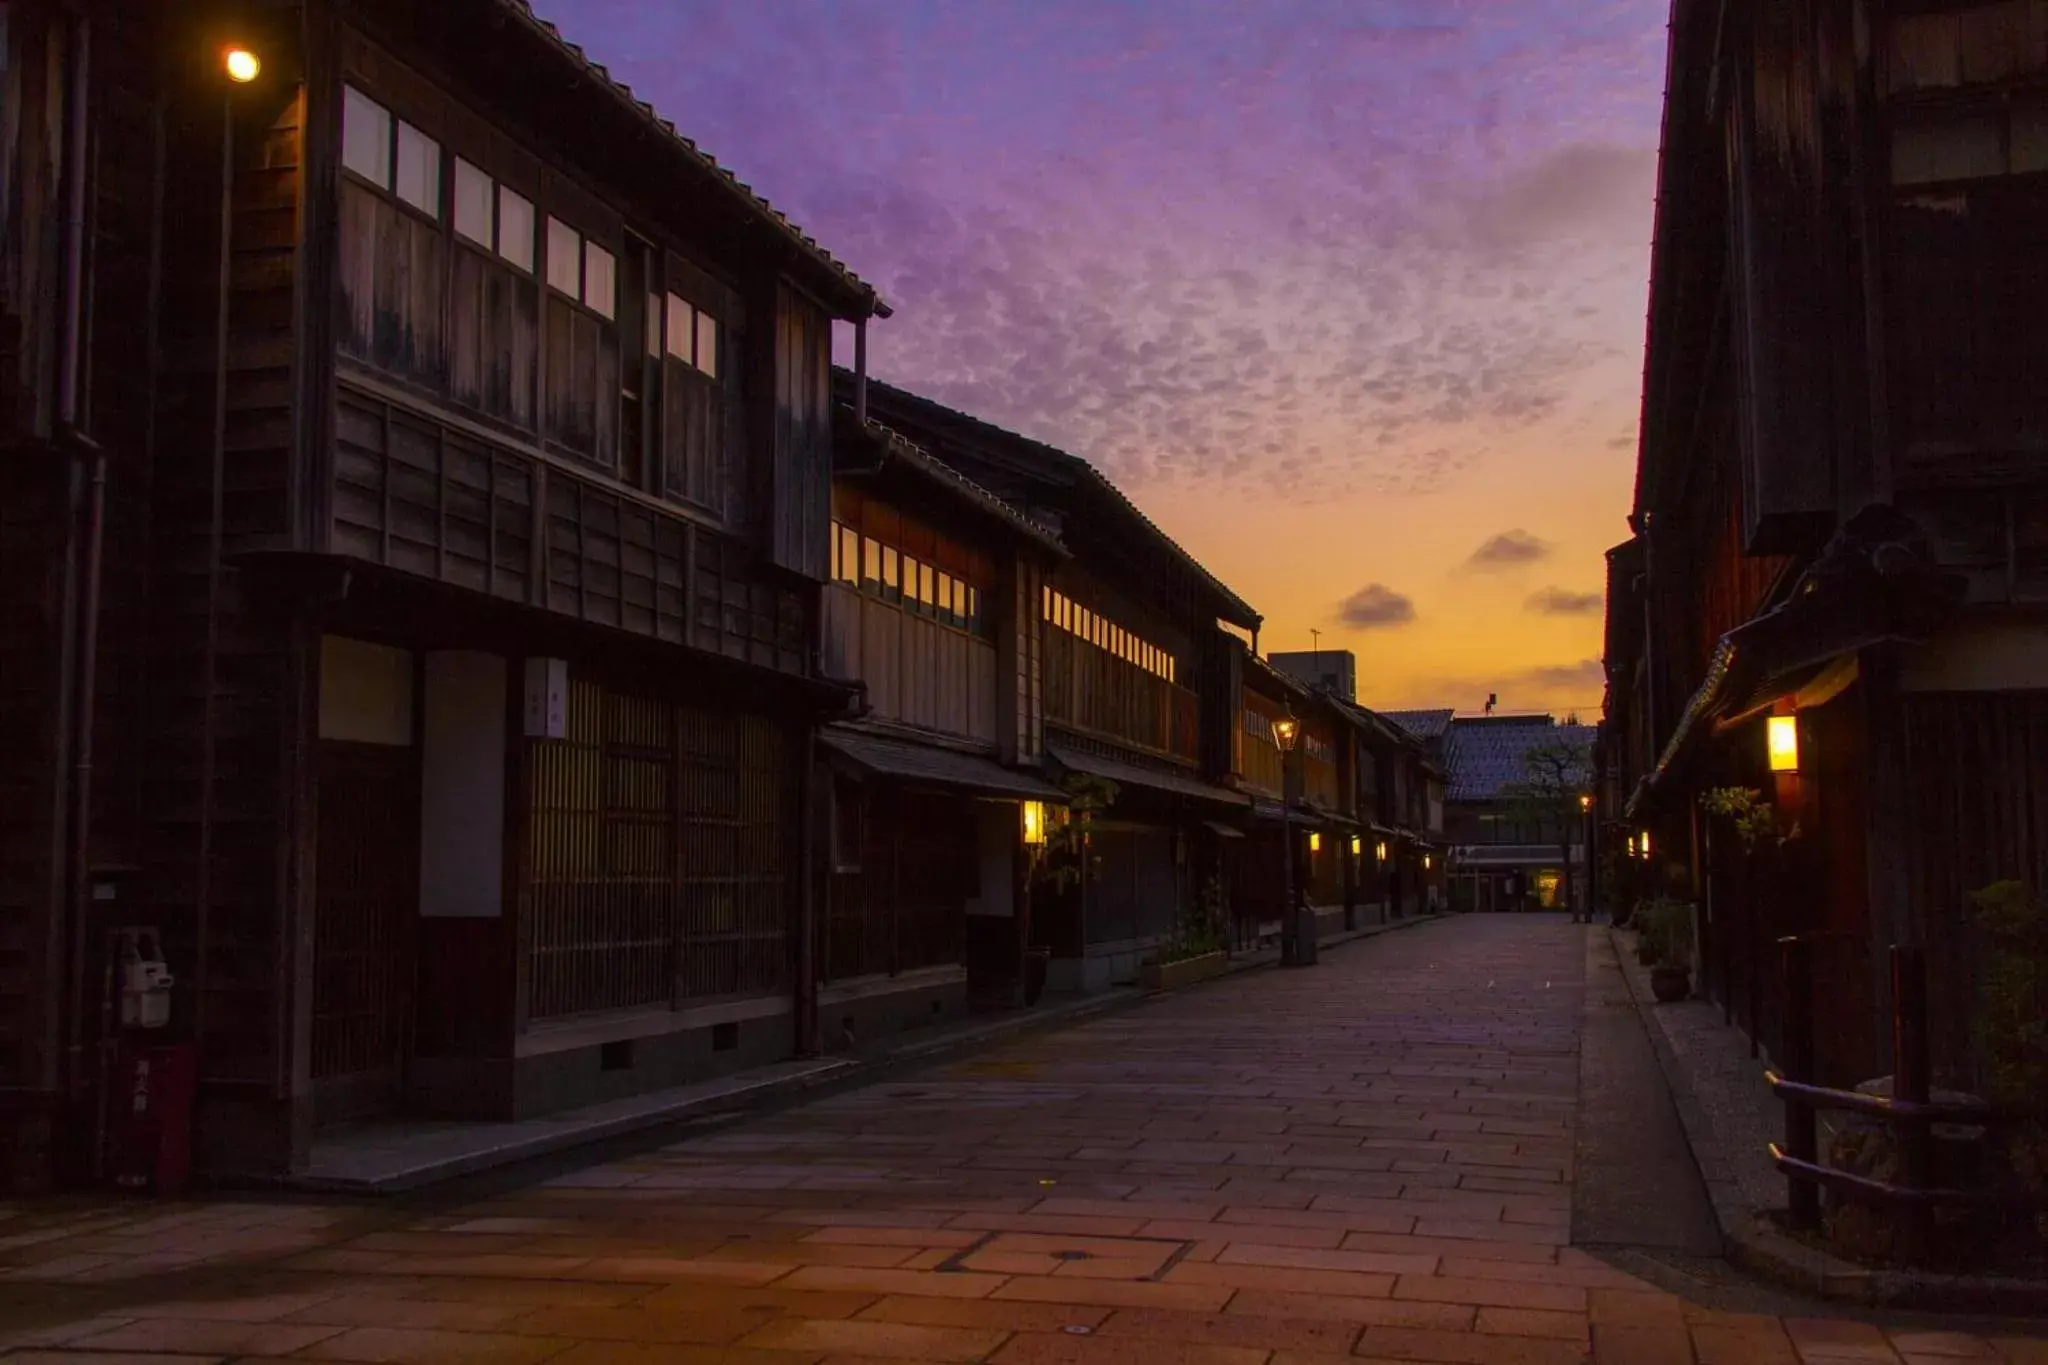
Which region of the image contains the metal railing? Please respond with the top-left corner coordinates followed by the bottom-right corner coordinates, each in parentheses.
top-left (1767, 937), bottom-right (2036, 1266)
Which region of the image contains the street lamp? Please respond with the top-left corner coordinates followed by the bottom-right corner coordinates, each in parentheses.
top-left (223, 47), bottom-right (262, 83)
top-left (1271, 713), bottom-right (1311, 966)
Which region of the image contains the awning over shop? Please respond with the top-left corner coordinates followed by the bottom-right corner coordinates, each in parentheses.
top-left (822, 730), bottom-right (1067, 801)
top-left (1203, 820), bottom-right (1247, 840)
top-left (1046, 744), bottom-right (1251, 808)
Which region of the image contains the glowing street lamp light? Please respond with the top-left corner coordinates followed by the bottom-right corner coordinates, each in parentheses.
top-left (1768, 714), bottom-right (1801, 773)
top-left (1271, 715), bottom-right (1300, 752)
top-left (224, 47), bottom-right (261, 83)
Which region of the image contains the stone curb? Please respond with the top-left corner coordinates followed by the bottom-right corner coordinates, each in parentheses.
top-left (1606, 925), bottom-right (2048, 1316)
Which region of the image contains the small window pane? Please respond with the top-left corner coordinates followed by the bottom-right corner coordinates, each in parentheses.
top-left (583, 242), bottom-right (615, 319)
top-left (919, 563), bottom-right (935, 608)
top-left (453, 159), bottom-right (493, 247)
top-left (646, 294), bottom-right (662, 357)
top-left (546, 218), bottom-right (581, 296)
top-left (695, 311), bottom-right (718, 379)
top-left (839, 527), bottom-right (860, 585)
top-left (395, 121), bottom-right (440, 217)
top-left (497, 188), bottom-right (535, 271)
top-left (665, 293), bottom-right (693, 361)
top-left (1891, 108), bottom-right (2004, 185)
top-left (881, 547), bottom-right (900, 598)
top-left (861, 537), bottom-right (881, 590)
top-left (342, 86), bottom-right (391, 185)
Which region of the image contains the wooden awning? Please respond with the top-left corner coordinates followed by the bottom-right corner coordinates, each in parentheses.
top-left (822, 730), bottom-right (1067, 802)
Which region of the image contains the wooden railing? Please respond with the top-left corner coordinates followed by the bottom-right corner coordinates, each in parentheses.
top-left (1768, 939), bottom-right (2040, 1266)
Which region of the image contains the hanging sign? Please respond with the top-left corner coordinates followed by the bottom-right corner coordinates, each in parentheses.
top-left (523, 658), bottom-right (569, 739)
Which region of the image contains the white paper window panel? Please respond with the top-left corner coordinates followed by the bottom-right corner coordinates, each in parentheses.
top-left (342, 86), bottom-right (391, 185)
top-left (395, 120), bottom-right (441, 217)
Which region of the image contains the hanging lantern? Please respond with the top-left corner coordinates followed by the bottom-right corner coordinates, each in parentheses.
top-left (1768, 714), bottom-right (1800, 773)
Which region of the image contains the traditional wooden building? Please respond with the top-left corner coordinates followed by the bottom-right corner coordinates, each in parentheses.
top-left (1, 0), bottom-right (888, 1187)
top-left (1421, 714), bottom-right (1592, 915)
top-left (844, 375), bottom-right (1262, 993)
top-left (818, 415), bottom-right (1068, 1032)
top-left (1354, 708), bottom-right (1448, 918)
top-left (1604, 0), bottom-right (2048, 1089)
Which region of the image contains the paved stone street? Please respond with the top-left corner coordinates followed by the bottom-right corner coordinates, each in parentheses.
top-left (2, 916), bottom-right (2043, 1363)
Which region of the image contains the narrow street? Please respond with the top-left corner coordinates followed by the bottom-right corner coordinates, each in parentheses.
top-left (3, 917), bottom-right (2042, 1364)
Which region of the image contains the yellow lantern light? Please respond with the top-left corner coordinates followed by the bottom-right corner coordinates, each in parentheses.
top-left (1579, 793), bottom-right (1592, 812)
top-left (1350, 834), bottom-right (1362, 856)
top-left (224, 47), bottom-right (262, 82)
top-left (1020, 800), bottom-right (1046, 846)
top-left (1375, 841), bottom-right (1388, 861)
top-left (1271, 715), bottom-right (1300, 752)
top-left (1768, 714), bottom-right (1800, 773)
top-left (1308, 832), bottom-right (1321, 853)
top-left (1627, 833), bottom-right (1639, 856)
top-left (1423, 854), bottom-right (1433, 870)
top-left (1640, 830), bottom-right (1653, 858)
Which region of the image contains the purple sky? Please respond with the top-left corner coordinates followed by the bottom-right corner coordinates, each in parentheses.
top-left (543, 0), bottom-right (1669, 714)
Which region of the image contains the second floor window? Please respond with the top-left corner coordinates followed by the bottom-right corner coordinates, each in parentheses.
top-left (830, 518), bottom-right (987, 636)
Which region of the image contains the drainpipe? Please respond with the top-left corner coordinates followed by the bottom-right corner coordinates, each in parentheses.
top-left (55, 16), bottom-right (103, 1147)
top-left (853, 317), bottom-right (868, 427)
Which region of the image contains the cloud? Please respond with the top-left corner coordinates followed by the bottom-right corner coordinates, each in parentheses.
top-left (1513, 658), bottom-right (1606, 691)
top-left (1526, 587), bottom-right (1605, 617)
top-left (1466, 529), bottom-right (1552, 570)
top-left (1338, 584), bottom-right (1417, 629)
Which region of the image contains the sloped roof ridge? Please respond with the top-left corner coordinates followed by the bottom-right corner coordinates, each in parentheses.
top-left (854, 373), bottom-right (1262, 628)
top-left (501, 0), bottom-right (885, 316)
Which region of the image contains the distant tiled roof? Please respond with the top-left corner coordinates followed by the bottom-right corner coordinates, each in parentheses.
top-left (1381, 709), bottom-right (1456, 742)
top-left (495, 0), bottom-right (886, 319)
top-left (1443, 717), bottom-right (1596, 803)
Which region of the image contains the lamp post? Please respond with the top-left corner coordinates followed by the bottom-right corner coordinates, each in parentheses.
top-left (1271, 714), bottom-right (1310, 966)
top-left (1578, 793), bottom-right (1594, 923)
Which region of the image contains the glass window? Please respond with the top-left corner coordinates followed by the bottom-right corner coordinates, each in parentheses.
top-left (840, 526), bottom-right (860, 585)
top-left (453, 158), bottom-right (493, 247)
top-left (1041, 585), bottom-right (1052, 620)
top-left (861, 537), bottom-right (881, 589)
top-left (665, 293), bottom-right (693, 362)
top-left (497, 187), bottom-right (535, 271)
top-left (939, 574), bottom-right (956, 623)
top-left (919, 563), bottom-right (935, 608)
top-left (342, 86), bottom-right (391, 185)
top-left (881, 546), bottom-right (900, 598)
top-left (968, 587), bottom-right (980, 625)
top-left (546, 217), bottom-right (581, 297)
top-left (695, 311), bottom-right (718, 379)
top-left (583, 242), bottom-right (615, 319)
top-left (394, 121), bottom-right (440, 216)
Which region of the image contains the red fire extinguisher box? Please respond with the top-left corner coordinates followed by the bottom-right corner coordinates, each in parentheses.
top-left (110, 1042), bottom-right (198, 1196)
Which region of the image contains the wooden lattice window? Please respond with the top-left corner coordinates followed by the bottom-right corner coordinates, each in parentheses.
top-left (526, 677), bottom-right (791, 1018)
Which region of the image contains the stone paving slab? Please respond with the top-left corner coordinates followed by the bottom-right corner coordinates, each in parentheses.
top-left (1, 916), bottom-right (2045, 1364)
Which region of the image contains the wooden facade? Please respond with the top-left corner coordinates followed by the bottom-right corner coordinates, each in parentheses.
top-left (1604, 0), bottom-right (2048, 1092)
top-left (846, 375), bottom-right (1262, 992)
top-left (0, 0), bottom-right (887, 1186)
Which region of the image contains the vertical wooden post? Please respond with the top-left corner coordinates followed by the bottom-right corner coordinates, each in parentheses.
top-left (1892, 944), bottom-right (1933, 1267)
top-left (1781, 933), bottom-right (1821, 1230)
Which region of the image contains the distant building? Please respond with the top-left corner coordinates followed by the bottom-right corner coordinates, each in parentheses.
top-left (1271, 650), bottom-right (1356, 703)
top-left (1386, 712), bottom-right (1593, 913)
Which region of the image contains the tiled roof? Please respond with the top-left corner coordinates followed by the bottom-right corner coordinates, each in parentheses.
top-left (851, 374), bottom-right (1262, 630)
top-left (1443, 717), bottom-right (1595, 803)
top-left (1381, 709), bottom-right (1456, 742)
top-left (841, 411), bottom-right (1069, 557)
top-left (497, 0), bottom-right (885, 318)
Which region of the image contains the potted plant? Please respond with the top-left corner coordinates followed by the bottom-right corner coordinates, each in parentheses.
top-left (1637, 897), bottom-right (1694, 1001)
top-left (1972, 880), bottom-right (2047, 1243)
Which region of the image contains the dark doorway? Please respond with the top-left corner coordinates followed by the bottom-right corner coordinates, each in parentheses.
top-left (311, 740), bottom-right (420, 1127)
